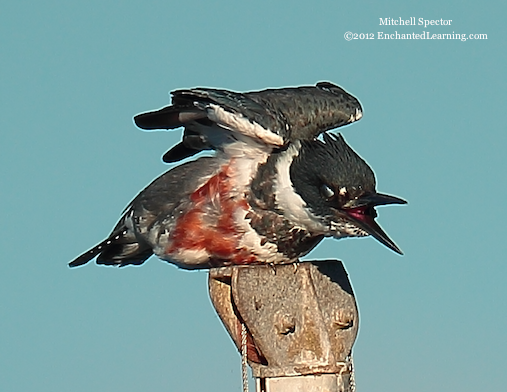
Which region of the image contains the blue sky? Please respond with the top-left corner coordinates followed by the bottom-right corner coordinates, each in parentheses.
top-left (1, 1), bottom-right (505, 391)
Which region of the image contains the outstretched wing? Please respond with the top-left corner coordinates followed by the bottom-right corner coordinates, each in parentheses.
top-left (134, 82), bottom-right (362, 163)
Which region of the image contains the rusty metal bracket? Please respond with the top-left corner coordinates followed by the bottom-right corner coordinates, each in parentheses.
top-left (208, 260), bottom-right (358, 391)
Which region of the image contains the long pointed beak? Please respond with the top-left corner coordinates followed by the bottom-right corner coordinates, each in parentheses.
top-left (339, 193), bottom-right (407, 254)
top-left (348, 193), bottom-right (407, 208)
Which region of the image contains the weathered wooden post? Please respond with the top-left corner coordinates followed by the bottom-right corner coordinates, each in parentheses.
top-left (209, 260), bottom-right (358, 392)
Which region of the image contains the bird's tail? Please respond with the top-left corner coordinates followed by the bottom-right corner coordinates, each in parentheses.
top-left (69, 223), bottom-right (153, 268)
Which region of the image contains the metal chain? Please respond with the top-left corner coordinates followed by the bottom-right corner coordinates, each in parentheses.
top-left (241, 322), bottom-right (248, 392)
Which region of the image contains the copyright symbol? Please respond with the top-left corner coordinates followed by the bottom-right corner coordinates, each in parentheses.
top-left (344, 31), bottom-right (353, 41)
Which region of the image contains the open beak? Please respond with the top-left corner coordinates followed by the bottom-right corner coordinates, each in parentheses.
top-left (338, 193), bottom-right (407, 254)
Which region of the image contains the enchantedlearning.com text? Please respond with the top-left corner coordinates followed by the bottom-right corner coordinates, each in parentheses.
top-left (344, 31), bottom-right (487, 41)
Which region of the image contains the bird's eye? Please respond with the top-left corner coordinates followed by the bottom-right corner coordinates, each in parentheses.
top-left (320, 184), bottom-right (335, 200)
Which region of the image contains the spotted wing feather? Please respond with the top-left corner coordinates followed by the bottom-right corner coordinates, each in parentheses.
top-left (134, 82), bottom-right (362, 163)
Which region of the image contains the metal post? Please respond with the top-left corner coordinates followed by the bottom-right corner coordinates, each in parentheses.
top-left (209, 260), bottom-right (358, 392)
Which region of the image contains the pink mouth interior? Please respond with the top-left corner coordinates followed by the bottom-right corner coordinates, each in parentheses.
top-left (346, 206), bottom-right (373, 223)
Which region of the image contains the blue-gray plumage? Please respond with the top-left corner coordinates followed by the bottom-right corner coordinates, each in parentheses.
top-left (69, 134), bottom-right (406, 269)
top-left (70, 83), bottom-right (406, 269)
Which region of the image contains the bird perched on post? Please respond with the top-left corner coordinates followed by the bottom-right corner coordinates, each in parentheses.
top-left (69, 131), bottom-right (406, 269)
top-left (133, 82), bottom-right (363, 163)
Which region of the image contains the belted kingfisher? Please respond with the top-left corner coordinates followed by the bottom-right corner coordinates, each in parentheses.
top-left (69, 132), bottom-right (406, 269)
top-left (133, 82), bottom-right (363, 163)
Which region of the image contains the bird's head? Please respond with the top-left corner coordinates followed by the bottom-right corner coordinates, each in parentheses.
top-left (289, 133), bottom-right (407, 254)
